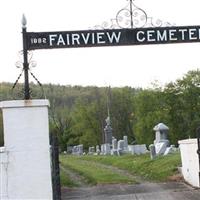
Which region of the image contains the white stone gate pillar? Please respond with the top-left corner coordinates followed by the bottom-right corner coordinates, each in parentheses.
top-left (178, 139), bottom-right (200, 188)
top-left (0, 100), bottom-right (53, 199)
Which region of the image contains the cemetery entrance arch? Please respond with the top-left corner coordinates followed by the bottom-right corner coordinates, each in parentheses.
top-left (12, 0), bottom-right (200, 199)
top-left (16, 0), bottom-right (200, 100)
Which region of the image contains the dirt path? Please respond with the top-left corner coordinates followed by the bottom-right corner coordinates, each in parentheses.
top-left (61, 159), bottom-right (140, 186)
top-left (60, 165), bottom-right (90, 187)
top-left (77, 159), bottom-right (146, 183)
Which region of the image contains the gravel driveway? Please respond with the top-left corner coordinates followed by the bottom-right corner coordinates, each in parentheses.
top-left (62, 181), bottom-right (200, 200)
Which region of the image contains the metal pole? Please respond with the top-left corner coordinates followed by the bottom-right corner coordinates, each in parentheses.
top-left (130, 0), bottom-right (133, 29)
top-left (107, 86), bottom-right (111, 119)
top-left (50, 134), bottom-right (61, 200)
top-left (22, 14), bottom-right (30, 100)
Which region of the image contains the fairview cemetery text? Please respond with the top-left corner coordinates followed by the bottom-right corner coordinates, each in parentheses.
top-left (26, 26), bottom-right (200, 50)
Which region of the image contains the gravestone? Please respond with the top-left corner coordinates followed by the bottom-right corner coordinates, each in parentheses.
top-left (111, 138), bottom-right (118, 155)
top-left (123, 136), bottom-right (128, 152)
top-left (112, 138), bottom-right (118, 149)
top-left (117, 140), bottom-right (125, 155)
top-left (88, 146), bottom-right (95, 155)
top-left (67, 146), bottom-right (73, 154)
top-left (72, 145), bottom-right (83, 155)
top-left (155, 142), bottom-right (168, 155)
top-left (104, 143), bottom-right (111, 155)
top-left (164, 145), bottom-right (178, 156)
top-left (96, 145), bottom-right (101, 155)
top-left (77, 144), bottom-right (83, 155)
top-left (104, 116), bottom-right (112, 144)
top-left (164, 146), bottom-right (173, 155)
top-left (149, 144), bottom-right (156, 160)
top-left (153, 123), bottom-right (170, 155)
top-left (128, 145), bottom-right (134, 154)
top-left (128, 144), bottom-right (147, 155)
top-left (100, 144), bottom-right (105, 155)
top-left (153, 123), bottom-right (169, 144)
top-left (72, 146), bottom-right (77, 155)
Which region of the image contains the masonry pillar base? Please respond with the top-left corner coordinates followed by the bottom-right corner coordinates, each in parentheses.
top-left (0, 100), bottom-right (53, 200)
top-left (178, 138), bottom-right (200, 188)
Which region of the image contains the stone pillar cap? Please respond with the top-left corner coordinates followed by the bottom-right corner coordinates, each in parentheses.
top-left (153, 123), bottom-right (169, 131)
top-left (0, 99), bottom-right (50, 108)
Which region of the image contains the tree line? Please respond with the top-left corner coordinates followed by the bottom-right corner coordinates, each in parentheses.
top-left (1, 70), bottom-right (200, 150)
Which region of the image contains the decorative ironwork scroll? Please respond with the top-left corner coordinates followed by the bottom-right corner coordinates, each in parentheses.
top-left (12, 51), bottom-right (45, 99)
top-left (15, 0), bottom-right (200, 100)
top-left (92, 0), bottom-right (174, 29)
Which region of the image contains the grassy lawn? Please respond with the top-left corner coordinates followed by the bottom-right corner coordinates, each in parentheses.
top-left (60, 167), bottom-right (78, 187)
top-left (79, 153), bottom-right (181, 181)
top-left (60, 152), bottom-right (181, 186)
top-left (60, 156), bottom-right (136, 185)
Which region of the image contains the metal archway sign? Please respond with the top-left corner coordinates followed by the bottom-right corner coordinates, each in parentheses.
top-left (23, 0), bottom-right (200, 50)
top-left (18, 0), bottom-right (200, 99)
top-left (26, 26), bottom-right (200, 50)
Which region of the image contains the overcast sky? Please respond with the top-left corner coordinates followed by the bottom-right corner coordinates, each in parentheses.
top-left (1, 0), bottom-right (200, 88)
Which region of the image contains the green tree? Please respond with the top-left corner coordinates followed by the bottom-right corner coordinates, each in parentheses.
top-left (50, 106), bottom-right (72, 151)
top-left (164, 70), bottom-right (200, 143)
top-left (134, 88), bottom-right (168, 145)
top-left (110, 87), bottom-right (136, 142)
top-left (71, 87), bottom-right (107, 150)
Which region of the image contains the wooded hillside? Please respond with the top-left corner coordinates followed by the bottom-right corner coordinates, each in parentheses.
top-left (1, 69), bottom-right (200, 149)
